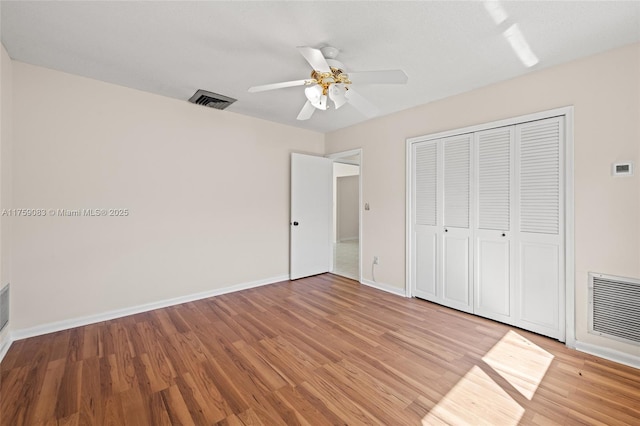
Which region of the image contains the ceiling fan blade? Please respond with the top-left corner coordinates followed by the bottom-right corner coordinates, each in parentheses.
top-left (297, 46), bottom-right (331, 73)
top-left (296, 101), bottom-right (316, 121)
top-left (248, 79), bottom-right (309, 93)
top-left (345, 88), bottom-right (380, 118)
top-left (348, 70), bottom-right (408, 85)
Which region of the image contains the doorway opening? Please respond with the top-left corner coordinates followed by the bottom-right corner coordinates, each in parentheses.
top-left (328, 150), bottom-right (362, 281)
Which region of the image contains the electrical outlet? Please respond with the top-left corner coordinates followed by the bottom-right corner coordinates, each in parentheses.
top-left (373, 256), bottom-right (379, 265)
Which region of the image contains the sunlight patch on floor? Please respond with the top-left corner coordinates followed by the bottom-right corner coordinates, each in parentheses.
top-left (421, 365), bottom-right (524, 425)
top-left (482, 330), bottom-right (554, 400)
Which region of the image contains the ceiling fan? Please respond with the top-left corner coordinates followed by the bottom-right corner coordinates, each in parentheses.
top-left (248, 46), bottom-right (408, 120)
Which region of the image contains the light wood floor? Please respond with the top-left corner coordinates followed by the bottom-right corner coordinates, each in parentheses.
top-left (1, 274), bottom-right (639, 425)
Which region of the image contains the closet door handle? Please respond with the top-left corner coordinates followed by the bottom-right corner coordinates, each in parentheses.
top-left (501, 233), bottom-right (506, 237)
top-left (444, 228), bottom-right (448, 233)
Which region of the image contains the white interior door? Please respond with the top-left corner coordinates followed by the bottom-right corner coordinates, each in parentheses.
top-left (413, 140), bottom-right (439, 300)
top-left (474, 127), bottom-right (515, 324)
top-left (290, 153), bottom-right (333, 280)
top-left (441, 134), bottom-right (473, 313)
top-left (515, 117), bottom-right (564, 339)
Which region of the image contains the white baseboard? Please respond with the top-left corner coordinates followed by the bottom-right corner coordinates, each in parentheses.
top-left (0, 332), bottom-right (12, 364)
top-left (11, 274), bottom-right (290, 341)
top-left (360, 278), bottom-right (407, 297)
top-left (574, 341), bottom-right (640, 370)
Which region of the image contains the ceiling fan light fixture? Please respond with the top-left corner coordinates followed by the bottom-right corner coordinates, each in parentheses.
top-left (248, 46), bottom-right (408, 120)
top-left (329, 83), bottom-right (348, 109)
top-left (304, 84), bottom-right (328, 110)
top-left (317, 94), bottom-right (328, 110)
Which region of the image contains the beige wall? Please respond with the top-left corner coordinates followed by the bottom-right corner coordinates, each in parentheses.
top-left (11, 61), bottom-right (324, 331)
top-left (337, 175), bottom-right (359, 241)
top-left (333, 162), bottom-right (359, 242)
top-left (0, 44), bottom-right (12, 351)
top-left (326, 43), bottom-right (640, 356)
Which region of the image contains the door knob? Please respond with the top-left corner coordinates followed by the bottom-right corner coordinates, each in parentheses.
top-left (444, 228), bottom-right (448, 232)
top-left (292, 221), bottom-right (299, 226)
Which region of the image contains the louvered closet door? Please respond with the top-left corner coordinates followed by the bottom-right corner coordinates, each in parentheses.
top-left (515, 117), bottom-right (564, 340)
top-left (412, 140), bottom-right (440, 301)
top-left (442, 133), bottom-right (473, 313)
top-left (474, 127), bottom-right (515, 324)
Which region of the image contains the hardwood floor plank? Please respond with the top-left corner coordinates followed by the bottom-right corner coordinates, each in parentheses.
top-left (299, 374), bottom-right (379, 425)
top-left (160, 384), bottom-right (196, 425)
top-left (30, 358), bottom-right (66, 424)
top-left (257, 336), bottom-right (322, 386)
top-left (232, 340), bottom-right (289, 391)
top-left (137, 353), bottom-right (170, 393)
top-left (7, 345), bottom-right (52, 425)
top-left (163, 331), bottom-right (211, 376)
top-left (165, 307), bottom-right (192, 335)
top-left (136, 322), bottom-right (176, 389)
top-left (236, 408), bottom-right (266, 426)
top-left (316, 362), bottom-right (416, 425)
top-left (151, 309), bottom-right (179, 336)
top-left (54, 360), bottom-right (82, 419)
top-left (119, 386), bottom-right (150, 426)
top-left (177, 372), bottom-right (228, 423)
top-left (145, 391), bottom-right (173, 426)
top-left (275, 386), bottom-right (336, 426)
top-left (2, 274), bottom-right (639, 425)
top-left (200, 357), bottom-right (250, 415)
top-left (81, 324), bottom-right (103, 360)
top-left (101, 394), bottom-right (126, 426)
top-left (78, 357), bottom-right (103, 425)
top-left (1, 365), bottom-right (31, 425)
top-left (215, 414), bottom-right (244, 426)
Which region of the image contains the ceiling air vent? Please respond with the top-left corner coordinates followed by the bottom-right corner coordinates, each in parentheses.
top-left (188, 89), bottom-right (236, 110)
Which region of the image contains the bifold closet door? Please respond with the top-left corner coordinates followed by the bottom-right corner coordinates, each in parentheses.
top-left (441, 133), bottom-right (473, 313)
top-left (413, 140), bottom-right (439, 301)
top-left (515, 117), bottom-right (564, 340)
top-left (410, 115), bottom-right (565, 340)
top-left (474, 127), bottom-right (515, 324)
top-left (411, 134), bottom-right (473, 313)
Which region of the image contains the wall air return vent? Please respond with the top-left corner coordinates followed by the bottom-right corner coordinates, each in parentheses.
top-left (588, 272), bottom-right (640, 345)
top-left (188, 90), bottom-right (236, 110)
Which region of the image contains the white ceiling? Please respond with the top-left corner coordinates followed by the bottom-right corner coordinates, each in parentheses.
top-left (2, 1), bottom-right (639, 133)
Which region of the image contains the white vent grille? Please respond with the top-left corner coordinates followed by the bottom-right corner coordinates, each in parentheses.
top-left (519, 119), bottom-right (560, 235)
top-left (589, 273), bottom-right (640, 345)
top-left (478, 128), bottom-right (511, 231)
top-left (0, 284), bottom-right (8, 332)
top-left (415, 142), bottom-right (438, 226)
top-left (188, 89), bottom-right (237, 110)
top-left (444, 134), bottom-right (471, 228)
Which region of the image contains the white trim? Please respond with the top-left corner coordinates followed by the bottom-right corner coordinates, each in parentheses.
top-left (326, 148), bottom-right (362, 161)
top-left (361, 278), bottom-right (407, 297)
top-left (564, 107), bottom-right (576, 347)
top-left (11, 275), bottom-right (289, 341)
top-left (0, 333), bottom-right (12, 363)
top-left (574, 341), bottom-right (640, 370)
top-left (405, 135), bottom-right (412, 297)
top-left (327, 148), bottom-right (363, 283)
top-left (406, 106), bottom-right (574, 144)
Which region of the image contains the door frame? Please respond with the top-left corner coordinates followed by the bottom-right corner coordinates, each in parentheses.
top-left (406, 106), bottom-right (575, 344)
top-left (327, 148), bottom-right (363, 282)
